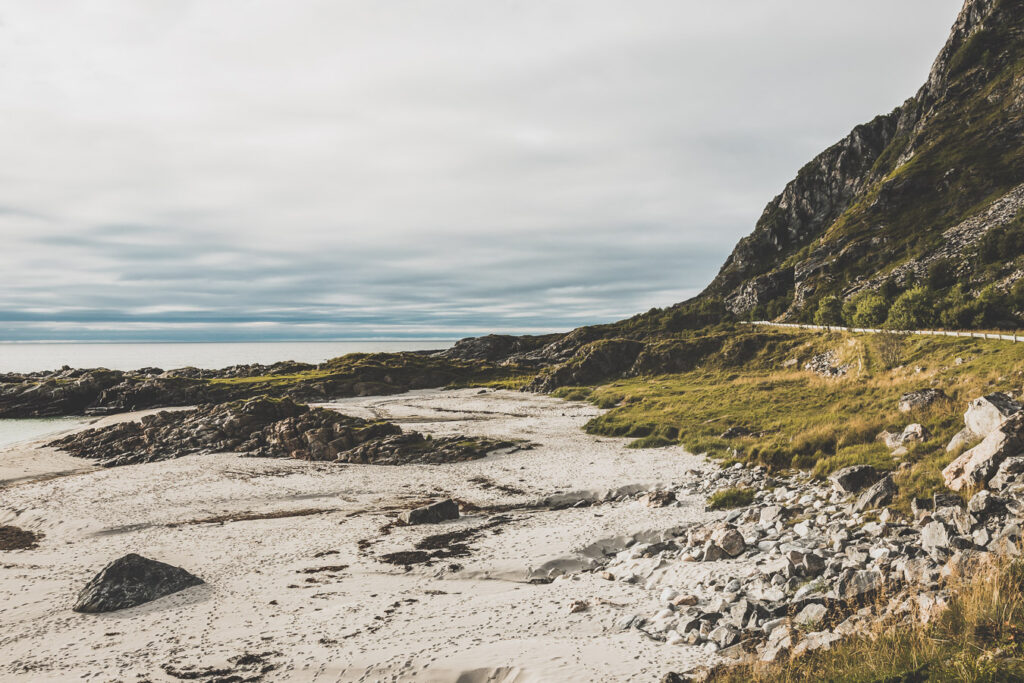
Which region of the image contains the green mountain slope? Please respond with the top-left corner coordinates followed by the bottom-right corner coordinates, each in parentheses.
top-left (703, 0), bottom-right (1024, 328)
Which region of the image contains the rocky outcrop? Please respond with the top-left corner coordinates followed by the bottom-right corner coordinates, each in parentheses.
top-left (73, 554), bottom-right (204, 613)
top-left (49, 396), bottom-right (513, 467)
top-left (528, 339), bottom-right (644, 392)
top-left (691, 0), bottom-right (1024, 323)
top-left (0, 351), bottom-right (518, 419)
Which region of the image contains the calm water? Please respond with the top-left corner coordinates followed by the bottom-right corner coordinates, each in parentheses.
top-left (0, 340), bottom-right (455, 374)
top-left (0, 416), bottom-right (91, 449)
top-left (0, 340), bottom-right (455, 449)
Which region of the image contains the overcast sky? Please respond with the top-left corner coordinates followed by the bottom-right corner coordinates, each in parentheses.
top-left (0, 0), bottom-right (963, 342)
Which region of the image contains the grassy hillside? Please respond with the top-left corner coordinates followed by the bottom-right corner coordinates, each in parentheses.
top-left (554, 328), bottom-right (1024, 508)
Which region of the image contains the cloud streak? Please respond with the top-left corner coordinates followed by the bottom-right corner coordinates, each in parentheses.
top-left (0, 0), bottom-right (963, 340)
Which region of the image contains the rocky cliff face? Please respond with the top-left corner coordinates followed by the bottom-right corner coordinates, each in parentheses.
top-left (705, 0), bottom-right (1024, 320)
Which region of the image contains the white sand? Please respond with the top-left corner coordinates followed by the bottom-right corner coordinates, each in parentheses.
top-left (0, 389), bottom-right (738, 682)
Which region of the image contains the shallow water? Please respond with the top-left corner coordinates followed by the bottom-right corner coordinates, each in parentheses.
top-left (0, 417), bottom-right (89, 449)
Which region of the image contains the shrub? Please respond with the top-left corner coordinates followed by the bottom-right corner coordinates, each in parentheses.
top-left (851, 292), bottom-right (889, 327)
top-left (885, 286), bottom-right (934, 330)
top-left (926, 258), bottom-right (957, 290)
top-left (813, 295), bottom-right (844, 326)
top-left (875, 330), bottom-right (908, 369)
top-left (707, 487), bottom-right (755, 510)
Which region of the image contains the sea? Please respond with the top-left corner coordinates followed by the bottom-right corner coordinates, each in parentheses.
top-left (0, 340), bottom-right (455, 449)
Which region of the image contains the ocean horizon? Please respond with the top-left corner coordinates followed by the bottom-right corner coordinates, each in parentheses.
top-left (0, 340), bottom-right (457, 374)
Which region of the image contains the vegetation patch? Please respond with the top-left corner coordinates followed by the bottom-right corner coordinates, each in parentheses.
top-left (707, 487), bottom-right (755, 510)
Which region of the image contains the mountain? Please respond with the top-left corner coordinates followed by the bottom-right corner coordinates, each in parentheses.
top-left (702, 0), bottom-right (1024, 328)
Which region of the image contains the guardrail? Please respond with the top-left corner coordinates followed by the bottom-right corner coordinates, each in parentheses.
top-left (741, 321), bottom-right (1024, 343)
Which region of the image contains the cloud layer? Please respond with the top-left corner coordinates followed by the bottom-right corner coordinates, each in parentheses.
top-left (0, 0), bottom-right (962, 341)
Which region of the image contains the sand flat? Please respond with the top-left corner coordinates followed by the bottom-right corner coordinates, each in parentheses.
top-left (0, 389), bottom-right (735, 681)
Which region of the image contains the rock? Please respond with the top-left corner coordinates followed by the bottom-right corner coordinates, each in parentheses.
top-left (792, 631), bottom-right (842, 657)
top-left (854, 475), bottom-right (896, 512)
top-left (710, 527), bottom-right (746, 557)
top-left (701, 542), bottom-right (729, 562)
top-left (899, 389), bottom-right (947, 413)
top-left (639, 490), bottom-right (676, 508)
top-left (794, 603), bottom-right (827, 626)
top-left (707, 623), bottom-right (740, 648)
top-left (942, 414), bottom-right (1024, 491)
top-left (921, 521), bottom-right (954, 559)
top-left (759, 505), bottom-right (787, 525)
top-left (720, 426), bottom-right (757, 439)
top-left (899, 423), bottom-right (931, 445)
top-left (989, 455), bottom-right (1024, 490)
top-left (840, 570), bottom-right (883, 601)
top-left (968, 490), bottom-right (1003, 516)
top-left (399, 499), bottom-right (460, 525)
top-left (876, 430), bottom-right (903, 450)
top-left (672, 594), bottom-right (699, 607)
top-left (946, 427), bottom-right (977, 454)
top-left (73, 554), bottom-right (204, 613)
top-left (568, 599), bottom-right (588, 613)
top-left (829, 465), bottom-right (881, 495)
top-left (965, 393), bottom-right (1023, 438)
top-left (760, 625), bottom-right (794, 662)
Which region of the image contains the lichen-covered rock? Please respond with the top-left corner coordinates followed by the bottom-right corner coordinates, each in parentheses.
top-left (73, 554), bottom-right (203, 613)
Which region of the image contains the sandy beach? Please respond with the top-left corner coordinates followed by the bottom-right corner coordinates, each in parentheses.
top-left (0, 389), bottom-right (739, 682)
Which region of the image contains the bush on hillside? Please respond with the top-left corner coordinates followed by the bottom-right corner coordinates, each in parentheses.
top-left (848, 292), bottom-right (889, 328)
top-left (813, 295), bottom-right (844, 326)
top-left (885, 286), bottom-right (934, 330)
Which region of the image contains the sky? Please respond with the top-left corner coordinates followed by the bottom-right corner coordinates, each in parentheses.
top-left (0, 0), bottom-right (964, 342)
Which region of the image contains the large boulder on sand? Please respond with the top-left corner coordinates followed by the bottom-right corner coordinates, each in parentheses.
top-left (399, 499), bottom-right (460, 525)
top-left (73, 554), bottom-right (204, 613)
top-left (943, 413), bottom-right (1024, 492)
top-left (964, 393), bottom-right (1022, 439)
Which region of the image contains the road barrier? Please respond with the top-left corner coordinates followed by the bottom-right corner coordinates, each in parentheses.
top-left (741, 321), bottom-right (1022, 343)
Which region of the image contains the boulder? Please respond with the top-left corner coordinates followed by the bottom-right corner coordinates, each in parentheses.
top-left (73, 554), bottom-right (204, 613)
top-left (964, 393), bottom-right (1022, 438)
top-left (710, 527), bottom-right (746, 557)
top-left (399, 499), bottom-right (460, 525)
top-left (829, 465), bottom-right (881, 495)
top-left (899, 389), bottom-right (947, 413)
top-left (639, 491), bottom-right (676, 508)
top-left (942, 414), bottom-right (1024, 492)
top-left (854, 475), bottom-right (896, 512)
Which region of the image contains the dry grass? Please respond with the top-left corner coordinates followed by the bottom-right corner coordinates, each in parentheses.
top-left (710, 552), bottom-right (1024, 682)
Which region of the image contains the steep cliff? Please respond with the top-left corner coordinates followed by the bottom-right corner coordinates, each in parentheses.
top-left (705, 0), bottom-right (1024, 323)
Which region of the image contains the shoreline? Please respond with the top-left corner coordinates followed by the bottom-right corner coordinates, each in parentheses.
top-left (0, 388), bottom-right (728, 681)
